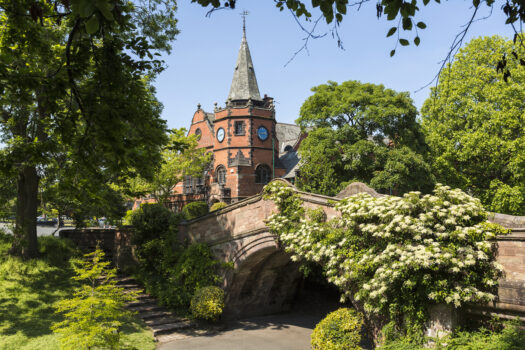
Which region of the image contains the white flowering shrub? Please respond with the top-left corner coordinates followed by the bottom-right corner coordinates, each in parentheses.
top-left (263, 181), bottom-right (508, 338)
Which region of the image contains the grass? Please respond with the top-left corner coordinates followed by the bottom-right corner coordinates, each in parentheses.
top-left (0, 232), bottom-right (155, 350)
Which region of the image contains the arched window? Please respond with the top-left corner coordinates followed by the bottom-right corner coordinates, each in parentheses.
top-left (195, 128), bottom-right (201, 139)
top-left (255, 164), bottom-right (272, 184)
top-left (216, 165), bottom-right (227, 185)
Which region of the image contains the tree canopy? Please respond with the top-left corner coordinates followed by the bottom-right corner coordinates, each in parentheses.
top-left (0, 0), bottom-right (177, 257)
top-left (421, 35), bottom-right (525, 215)
top-left (127, 128), bottom-right (211, 206)
top-left (296, 80), bottom-right (433, 196)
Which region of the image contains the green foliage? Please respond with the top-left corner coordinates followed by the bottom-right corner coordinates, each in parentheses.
top-left (138, 242), bottom-right (227, 312)
top-left (421, 36), bottom-right (525, 215)
top-left (38, 236), bottom-right (81, 267)
top-left (307, 207), bottom-right (327, 223)
top-left (182, 201), bottom-right (209, 221)
top-left (370, 146), bottom-right (435, 195)
top-left (130, 201), bottom-right (226, 312)
top-left (0, 0), bottom-right (178, 258)
top-left (210, 202), bottom-right (228, 212)
top-left (486, 180), bottom-right (525, 216)
top-left (296, 81), bottom-right (433, 197)
top-left (52, 246), bottom-right (137, 350)
top-left (379, 319), bottom-right (525, 349)
top-left (0, 235), bottom-right (154, 350)
top-left (127, 128), bottom-right (211, 205)
top-left (190, 286), bottom-right (225, 321)
top-left (311, 308), bottom-right (364, 350)
top-left (130, 203), bottom-right (179, 247)
top-left (265, 181), bottom-right (507, 338)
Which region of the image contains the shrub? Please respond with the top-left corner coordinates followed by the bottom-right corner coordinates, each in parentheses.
top-left (264, 181), bottom-right (508, 338)
top-left (52, 246), bottom-right (137, 350)
top-left (138, 243), bottom-right (228, 312)
top-left (38, 236), bottom-right (81, 267)
top-left (311, 308), bottom-right (364, 350)
top-left (181, 201), bottom-right (209, 220)
top-left (210, 202), bottom-right (228, 212)
top-left (190, 286), bottom-right (225, 321)
top-left (130, 203), bottom-right (179, 246)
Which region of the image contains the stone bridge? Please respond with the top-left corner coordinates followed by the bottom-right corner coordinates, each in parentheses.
top-left (62, 180), bottom-right (525, 322)
top-left (178, 179), bottom-right (525, 321)
top-left (178, 179), bottom-right (342, 319)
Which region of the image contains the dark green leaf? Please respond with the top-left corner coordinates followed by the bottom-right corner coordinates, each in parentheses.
top-left (387, 27), bottom-right (397, 37)
top-left (414, 36), bottom-right (420, 46)
top-left (390, 49), bottom-right (396, 57)
top-left (416, 21), bottom-right (426, 29)
top-left (85, 16), bottom-right (99, 34)
top-left (399, 39), bottom-right (409, 46)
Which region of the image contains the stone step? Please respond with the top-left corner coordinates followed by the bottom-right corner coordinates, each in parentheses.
top-left (128, 298), bottom-right (157, 306)
top-left (123, 288), bottom-right (144, 294)
top-left (138, 310), bottom-right (173, 320)
top-left (117, 283), bottom-right (143, 290)
top-left (135, 293), bottom-right (152, 300)
top-left (128, 303), bottom-right (164, 313)
top-left (151, 320), bottom-right (194, 336)
top-left (145, 316), bottom-right (187, 327)
top-left (116, 276), bottom-right (138, 285)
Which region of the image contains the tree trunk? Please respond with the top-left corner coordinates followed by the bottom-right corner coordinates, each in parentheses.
top-left (10, 165), bottom-right (39, 258)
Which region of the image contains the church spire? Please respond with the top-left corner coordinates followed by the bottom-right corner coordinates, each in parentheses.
top-left (227, 12), bottom-right (262, 103)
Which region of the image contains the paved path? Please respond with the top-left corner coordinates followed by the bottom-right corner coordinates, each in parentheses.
top-left (157, 311), bottom-right (322, 350)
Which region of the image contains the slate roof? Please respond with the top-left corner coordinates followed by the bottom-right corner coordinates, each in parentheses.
top-left (275, 122), bottom-right (303, 178)
top-left (275, 123), bottom-right (302, 154)
top-left (227, 29), bottom-right (262, 102)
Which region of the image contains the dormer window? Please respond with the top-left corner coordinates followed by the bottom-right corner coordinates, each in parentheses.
top-left (234, 121), bottom-right (245, 136)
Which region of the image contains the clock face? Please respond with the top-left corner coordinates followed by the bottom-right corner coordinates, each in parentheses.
top-left (257, 126), bottom-right (269, 141)
top-left (216, 128), bottom-right (225, 143)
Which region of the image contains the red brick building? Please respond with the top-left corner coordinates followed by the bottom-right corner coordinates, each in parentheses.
top-left (136, 26), bottom-right (304, 211)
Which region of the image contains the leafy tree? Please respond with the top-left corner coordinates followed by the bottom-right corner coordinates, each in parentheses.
top-left (128, 128), bottom-right (211, 206)
top-left (421, 36), bottom-right (525, 215)
top-left (370, 146), bottom-right (435, 196)
top-left (52, 246), bottom-right (137, 350)
top-left (0, 0), bottom-right (177, 258)
top-left (296, 80), bottom-right (433, 196)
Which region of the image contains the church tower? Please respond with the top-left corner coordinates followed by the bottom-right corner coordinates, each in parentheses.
top-left (181, 18), bottom-right (301, 207)
top-left (207, 18), bottom-right (283, 203)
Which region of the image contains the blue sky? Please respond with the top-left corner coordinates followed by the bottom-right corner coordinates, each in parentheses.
top-left (155, 1), bottom-right (514, 129)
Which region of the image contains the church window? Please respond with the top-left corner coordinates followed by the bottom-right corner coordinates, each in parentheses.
top-left (255, 164), bottom-right (272, 184)
top-left (216, 165), bottom-right (227, 185)
top-left (195, 128), bottom-right (201, 139)
top-left (234, 121), bottom-right (245, 135)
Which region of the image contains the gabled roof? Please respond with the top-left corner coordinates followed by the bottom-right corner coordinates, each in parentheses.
top-left (227, 28), bottom-right (262, 102)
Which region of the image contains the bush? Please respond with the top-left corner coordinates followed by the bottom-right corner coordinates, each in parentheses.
top-left (311, 308), bottom-right (364, 350)
top-left (181, 201), bottom-right (209, 220)
top-left (210, 202), bottom-right (228, 212)
top-left (130, 203), bottom-right (179, 246)
top-left (38, 236), bottom-right (81, 267)
top-left (265, 182), bottom-right (508, 338)
top-left (190, 286), bottom-right (225, 321)
top-left (138, 243), bottom-right (228, 312)
top-left (52, 246), bottom-right (137, 350)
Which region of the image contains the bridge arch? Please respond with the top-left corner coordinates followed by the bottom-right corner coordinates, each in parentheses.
top-left (221, 239), bottom-right (301, 319)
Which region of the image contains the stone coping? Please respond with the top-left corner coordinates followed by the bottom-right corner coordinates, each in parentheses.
top-left (180, 179), bottom-right (339, 226)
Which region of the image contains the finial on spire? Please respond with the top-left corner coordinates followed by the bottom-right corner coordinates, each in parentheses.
top-left (241, 10), bottom-right (249, 37)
